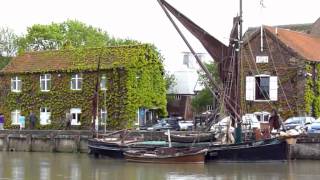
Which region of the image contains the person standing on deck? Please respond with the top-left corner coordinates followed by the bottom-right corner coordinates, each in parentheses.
top-left (0, 113), bottom-right (5, 130)
top-left (269, 109), bottom-right (281, 133)
top-left (29, 111), bottom-right (37, 129)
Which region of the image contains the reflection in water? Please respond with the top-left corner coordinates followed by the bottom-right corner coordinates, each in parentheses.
top-left (1, 152), bottom-right (320, 180)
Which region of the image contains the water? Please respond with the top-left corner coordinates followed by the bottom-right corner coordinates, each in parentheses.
top-left (1, 152), bottom-right (320, 180)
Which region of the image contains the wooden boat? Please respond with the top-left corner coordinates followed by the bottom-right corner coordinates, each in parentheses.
top-left (165, 132), bottom-right (215, 143)
top-left (124, 147), bottom-right (207, 164)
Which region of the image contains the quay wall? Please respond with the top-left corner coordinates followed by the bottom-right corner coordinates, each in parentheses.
top-left (290, 134), bottom-right (320, 160)
top-left (0, 130), bottom-right (167, 153)
top-left (0, 130), bottom-right (92, 153)
top-left (1, 130), bottom-right (320, 160)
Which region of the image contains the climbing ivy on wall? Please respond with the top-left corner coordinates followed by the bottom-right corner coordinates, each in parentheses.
top-left (303, 63), bottom-right (320, 118)
top-left (0, 44), bottom-right (167, 129)
top-left (304, 63), bottom-right (314, 115)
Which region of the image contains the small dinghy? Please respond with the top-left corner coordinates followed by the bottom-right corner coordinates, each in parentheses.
top-left (124, 147), bottom-right (207, 164)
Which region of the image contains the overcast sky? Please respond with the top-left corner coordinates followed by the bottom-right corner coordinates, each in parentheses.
top-left (1, 0), bottom-right (319, 72)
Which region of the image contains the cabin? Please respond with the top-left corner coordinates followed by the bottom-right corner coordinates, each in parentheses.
top-left (241, 18), bottom-right (320, 120)
top-left (0, 45), bottom-right (167, 129)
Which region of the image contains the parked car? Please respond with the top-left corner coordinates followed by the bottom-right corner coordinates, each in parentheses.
top-left (147, 118), bottom-right (180, 131)
top-left (307, 120), bottom-right (320, 134)
top-left (284, 117), bottom-right (315, 130)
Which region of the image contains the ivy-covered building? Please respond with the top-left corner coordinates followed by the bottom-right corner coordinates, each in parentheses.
top-left (0, 44), bottom-right (167, 129)
top-left (241, 18), bottom-right (320, 120)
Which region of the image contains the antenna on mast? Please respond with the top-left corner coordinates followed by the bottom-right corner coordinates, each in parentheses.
top-left (239, 0), bottom-right (243, 43)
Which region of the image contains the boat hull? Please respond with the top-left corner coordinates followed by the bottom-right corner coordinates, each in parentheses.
top-left (124, 149), bottom-right (206, 164)
top-left (206, 138), bottom-right (288, 161)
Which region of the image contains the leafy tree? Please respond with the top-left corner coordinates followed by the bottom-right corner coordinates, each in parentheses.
top-left (191, 88), bottom-right (214, 113)
top-left (0, 56), bottom-right (11, 70)
top-left (17, 20), bottom-right (141, 53)
top-left (0, 27), bottom-right (18, 57)
top-left (164, 71), bottom-right (176, 90)
top-left (191, 61), bottom-right (219, 113)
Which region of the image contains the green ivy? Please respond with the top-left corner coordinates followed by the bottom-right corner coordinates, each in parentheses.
top-left (0, 44), bottom-right (167, 129)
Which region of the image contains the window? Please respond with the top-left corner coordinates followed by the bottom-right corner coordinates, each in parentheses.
top-left (71, 74), bottom-right (82, 90)
top-left (100, 74), bottom-right (107, 90)
top-left (174, 95), bottom-right (181, 100)
top-left (256, 56), bottom-right (269, 63)
top-left (40, 107), bottom-right (51, 125)
top-left (40, 74), bottom-right (51, 92)
top-left (11, 76), bottom-right (22, 92)
top-left (70, 108), bottom-right (81, 125)
top-left (246, 75), bottom-right (278, 101)
top-left (207, 105), bottom-right (214, 111)
top-left (101, 108), bottom-right (107, 125)
top-left (255, 76), bottom-right (270, 100)
top-left (11, 110), bottom-right (21, 125)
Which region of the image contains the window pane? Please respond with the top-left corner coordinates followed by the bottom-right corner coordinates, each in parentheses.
top-left (11, 80), bottom-right (16, 90)
top-left (17, 80), bottom-right (22, 91)
top-left (71, 79), bottom-right (76, 89)
top-left (47, 79), bottom-right (51, 90)
top-left (77, 79), bottom-right (82, 90)
top-left (41, 81), bottom-right (46, 90)
top-left (255, 77), bottom-right (270, 100)
top-left (100, 76), bottom-right (106, 90)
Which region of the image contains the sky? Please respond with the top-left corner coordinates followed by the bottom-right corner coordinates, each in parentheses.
top-left (1, 0), bottom-right (319, 72)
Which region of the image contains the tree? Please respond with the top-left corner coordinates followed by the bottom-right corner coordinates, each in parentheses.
top-left (17, 20), bottom-right (141, 53)
top-left (0, 27), bottom-right (18, 57)
top-left (191, 61), bottom-right (219, 113)
top-left (191, 88), bottom-right (214, 113)
top-left (164, 71), bottom-right (176, 90)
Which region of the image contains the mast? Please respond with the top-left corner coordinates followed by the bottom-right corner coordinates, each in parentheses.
top-left (237, 0), bottom-right (243, 118)
top-left (157, 0), bottom-right (241, 120)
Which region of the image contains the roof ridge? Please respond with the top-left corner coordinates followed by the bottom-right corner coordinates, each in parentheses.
top-left (264, 25), bottom-right (320, 39)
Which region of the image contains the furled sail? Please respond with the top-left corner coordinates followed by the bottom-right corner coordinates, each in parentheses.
top-left (159, 0), bottom-right (228, 63)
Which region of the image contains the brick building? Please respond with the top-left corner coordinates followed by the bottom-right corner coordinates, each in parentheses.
top-left (241, 18), bottom-right (320, 120)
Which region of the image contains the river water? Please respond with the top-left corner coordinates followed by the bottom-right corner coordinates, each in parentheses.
top-left (0, 152), bottom-right (320, 180)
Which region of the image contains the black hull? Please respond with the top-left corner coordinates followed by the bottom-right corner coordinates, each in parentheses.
top-left (88, 144), bottom-right (126, 158)
top-left (88, 138), bottom-right (289, 161)
top-left (206, 139), bottom-right (288, 161)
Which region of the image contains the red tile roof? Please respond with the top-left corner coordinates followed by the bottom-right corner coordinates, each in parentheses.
top-left (265, 26), bottom-right (320, 62)
top-left (1, 45), bottom-right (149, 74)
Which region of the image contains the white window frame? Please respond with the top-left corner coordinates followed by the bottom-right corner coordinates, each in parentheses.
top-left (40, 107), bottom-right (51, 125)
top-left (11, 76), bottom-right (22, 93)
top-left (70, 108), bottom-right (81, 125)
top-left (246, 75), bottom-right (278, 102)
top-left (71, 74), bottom-right (83, 90)
top-left (100, 74), bottom-right (107, 91)
top-left (101, 108), bottom-right (107, 125)
top-left (11, 109), bottom-right (21, 125)
top-left (207, 105), bottom-right (214, 111)
top-left (40, 74), bottom-right (51, 92)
